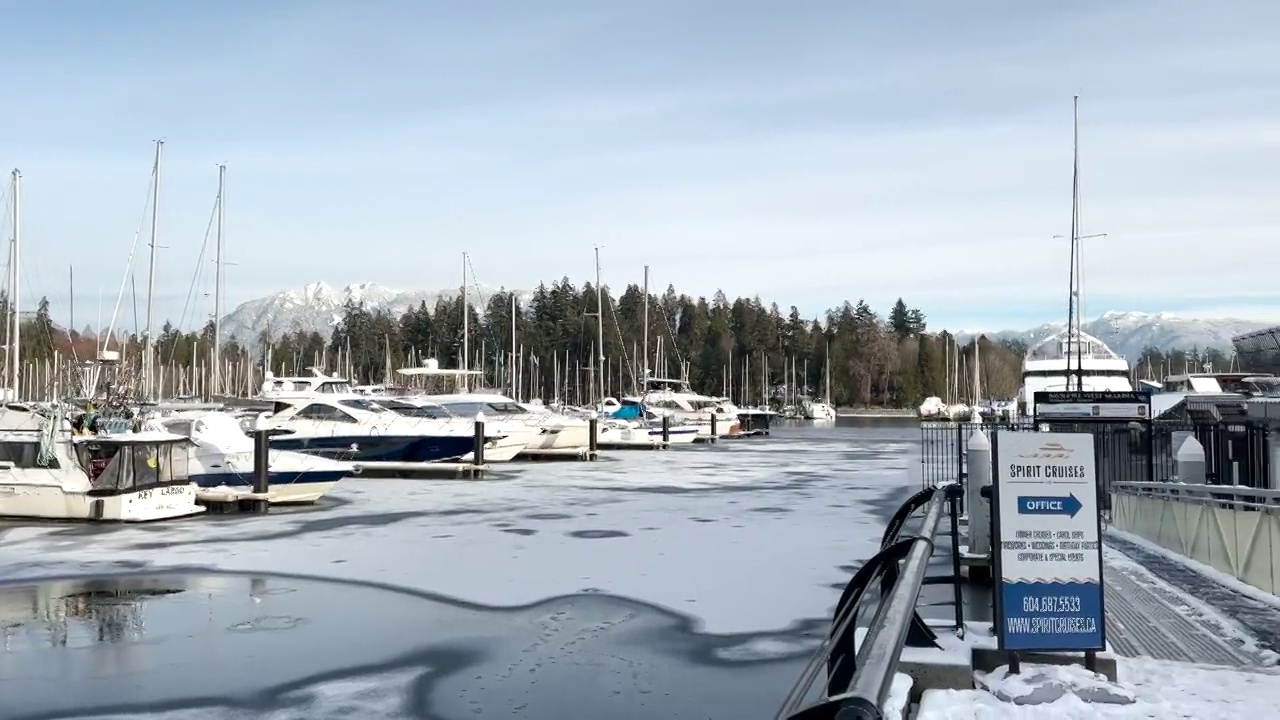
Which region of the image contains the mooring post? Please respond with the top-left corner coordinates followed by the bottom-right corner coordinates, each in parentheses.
top-left (661, 414), bottom-right (671, 445)
top-left (967, 429), bottom-right (992, 563)
top-left (473, 411), bottom-right (486, 469)
top-left (588, 410), bottom-right (599, 457)
top-left (1176, 435), bottom-right (1206, 484)
top-left (710, 413), bottom-right (718, 442)
top-left (251, 417), bottom-right (270, 514)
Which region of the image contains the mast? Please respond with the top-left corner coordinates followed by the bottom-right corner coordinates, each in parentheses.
top-left (468, 249), bottom-right (473, 379)
top-left (9, 169), bottom-right (20, 401)
top-left (1067, 95), bottom-right (1083, 392)
top-left (510, 291), bottom-right (517, 399)
top-left (642, 264), bottom-right (650, 386)
top-left (144, 140), bottom-right (163, 401)
top-left (825, 340), bottom-right (831, 405)
top-left (594, 246), bottom-right (605, 406)
top-left (213, 163), bottom-right (225, 397)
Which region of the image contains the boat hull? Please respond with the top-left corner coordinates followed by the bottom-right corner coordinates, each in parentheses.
top-left (522, 424), bottom-right (590, 451)
top-left (187, 470), bottom-right (346, 505)
top-left (650, 427), bottom-right (699, 444)
top-left (0, 483), bottom-right (205, 522)
top-left (269, 434), bottom-right (475, 463)
top-left (459, 433), bottom-right (527, 463)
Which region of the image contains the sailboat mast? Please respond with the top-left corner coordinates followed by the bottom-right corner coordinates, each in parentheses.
top-left (144, 140), bottom-right (163, 401)
top-left (594, 246), bottom-right (605, 405)
top-left (213, 163), bottom-right (225, 397)
top-left (9, 169), bottom-right (20, 401)
top-left (461, 251), bottom-right (468, 388)
top-left (510, 291), bottom-right (517, 399)
top-left (1067, 95), bottom-right (1082, 392)
top-left (642, 265), bottom-right (649, 383)
top-left (825, 340), bottom-right (831, 405)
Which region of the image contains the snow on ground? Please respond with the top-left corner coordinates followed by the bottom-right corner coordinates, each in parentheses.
top-left (918, 658), bottom-right (1280, 718)
top-left (0, 426), bottom-right (918, 636)
top-left (1104, 544), bottom-right (1279, 664)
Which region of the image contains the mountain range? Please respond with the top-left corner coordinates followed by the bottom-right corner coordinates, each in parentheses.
top-left (218, 282), bottom-right (1274, 359)
top-left (955, 311), bottom-right (1271, 360)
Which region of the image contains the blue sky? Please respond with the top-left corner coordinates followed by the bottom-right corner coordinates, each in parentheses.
top-left (1, 0), bottom-right (1278, 333)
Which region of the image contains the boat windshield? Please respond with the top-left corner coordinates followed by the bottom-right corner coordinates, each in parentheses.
top-left (338, 399), bottom-right (390, 414)
top-left (75, 441), bottom-right (184, 494)
top-left (442, 401), bottom-right (528, 416)
top-left (378, 400), bottom-right (454, 419)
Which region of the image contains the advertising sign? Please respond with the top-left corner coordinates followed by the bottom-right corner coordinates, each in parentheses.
top-left (1034, 391), bottom-right (1150, 421)
top-left (993, 431), bottom-right (1105, 652)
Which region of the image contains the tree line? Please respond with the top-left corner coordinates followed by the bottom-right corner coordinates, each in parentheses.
top-left (2, 284), bottom-right (1242, 407)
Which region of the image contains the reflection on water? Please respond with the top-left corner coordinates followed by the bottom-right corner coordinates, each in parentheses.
top-left (0, 572), bottom-right (822, 720)
top-left (0, 578), bottom-right (186, 650)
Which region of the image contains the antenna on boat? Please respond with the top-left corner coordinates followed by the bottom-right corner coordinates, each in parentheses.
top-left (1064, 96), bottom-right (1107, 392)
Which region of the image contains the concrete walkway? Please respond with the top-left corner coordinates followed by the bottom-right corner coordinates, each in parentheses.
top-left (1103, 535), bottom-right (1279, 667)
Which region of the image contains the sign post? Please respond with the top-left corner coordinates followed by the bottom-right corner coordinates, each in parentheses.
top-left (991, 431), bottom-right (1105, 670)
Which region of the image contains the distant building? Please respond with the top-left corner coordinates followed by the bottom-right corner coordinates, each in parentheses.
top-left (1232, 326), bottom-right (1280, 375)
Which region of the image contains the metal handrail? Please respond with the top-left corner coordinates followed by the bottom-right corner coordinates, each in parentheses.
top-left (1111, 481), bottom-right (1280, 511)
top-left (779, 487), bottom-right (951, 720)
top-left (835, 490), bottom-right (947, 719)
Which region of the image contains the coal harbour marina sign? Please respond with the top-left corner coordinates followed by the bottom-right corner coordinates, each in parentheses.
top-left (991, 431), bottom-right (1105, 652)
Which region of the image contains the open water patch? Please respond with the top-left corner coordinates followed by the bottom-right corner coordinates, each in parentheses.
top-left (0, 570), bottom-right (816, 720)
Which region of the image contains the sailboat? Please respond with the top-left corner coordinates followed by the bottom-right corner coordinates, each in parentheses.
top-left (804, 342), bottom-right (837, 420)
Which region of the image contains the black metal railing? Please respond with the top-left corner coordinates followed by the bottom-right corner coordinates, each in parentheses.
top-left (777, 484), bottom-right (964, 720)
top-left (920, 418), bottom-right (1275, 493)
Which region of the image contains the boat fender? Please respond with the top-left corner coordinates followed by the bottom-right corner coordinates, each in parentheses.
top-left (90, 499), bottom-right (105, 521)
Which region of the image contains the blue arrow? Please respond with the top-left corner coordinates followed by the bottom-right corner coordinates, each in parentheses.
top-left (1017, 494), bottom-right (1083, 518)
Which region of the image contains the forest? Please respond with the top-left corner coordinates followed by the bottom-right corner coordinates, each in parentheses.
top-left (0, 284), bottom-right (1237, 407)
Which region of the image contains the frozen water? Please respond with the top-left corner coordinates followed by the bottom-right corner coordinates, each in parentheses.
top-left (0, 423), bottom-right (917, 635)
top-left (0, 421), bottom-right (920, 719)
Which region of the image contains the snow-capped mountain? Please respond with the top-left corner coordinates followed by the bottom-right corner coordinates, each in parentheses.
top-left (224, 284), bottom-right (1275, 358)
top-left (220, 282), bottom-right (531, 342)
top-left (958, 311), bottom-right (1275, 359)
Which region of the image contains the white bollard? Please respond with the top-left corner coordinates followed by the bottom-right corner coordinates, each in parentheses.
top-left (967, 429), bottom-right (992, 557)
top-left (1176, 435), bottom-right (1206, 484)
top-left (1270, 442), bottom-right (1280, 491)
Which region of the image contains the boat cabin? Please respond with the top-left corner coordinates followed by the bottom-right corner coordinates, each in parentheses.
top-left (71, 432), bottom-right (192, 495)
top-left (260, 369), bottom-right (353, 398)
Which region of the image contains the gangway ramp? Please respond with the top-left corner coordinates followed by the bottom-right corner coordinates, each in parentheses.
top-left (1103, 538), bottom-right (1278, 667)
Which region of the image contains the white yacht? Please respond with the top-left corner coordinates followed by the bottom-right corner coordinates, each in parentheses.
top-left (0, 406), bottom-right (203, 522)
top-left (371, 396), bottom-right (537, 461)
top-left (426, 393), bottom-right (591, 453)
top-left (1018, 329), bottom-right (1133, 417)
top-left (637, 377), bottom-right (741, 439)
top-left (257, 396), bottom-right (496, 469)
top-left (149, 412), bottom-right (354, 504)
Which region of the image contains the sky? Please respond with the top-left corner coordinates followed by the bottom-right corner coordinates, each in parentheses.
top-left (0, 0), bottom-right (1278, 334)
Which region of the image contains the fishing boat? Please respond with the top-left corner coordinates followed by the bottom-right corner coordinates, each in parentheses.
top-left (0, 406), bottom-right (203, 522)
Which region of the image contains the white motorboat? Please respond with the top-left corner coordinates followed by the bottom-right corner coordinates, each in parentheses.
top-left (637, 377), bottom-right (741, 440)
top-left (372, 396), bottom-right (533, 462)
top-left (0, 406), bottom-right (203, 522)
top-left (149, 411), bottom-right (353, 504)
top-left (257, 396), bottom-right (479, 469)
top-left (426, 393), bottom-right (591, 452)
